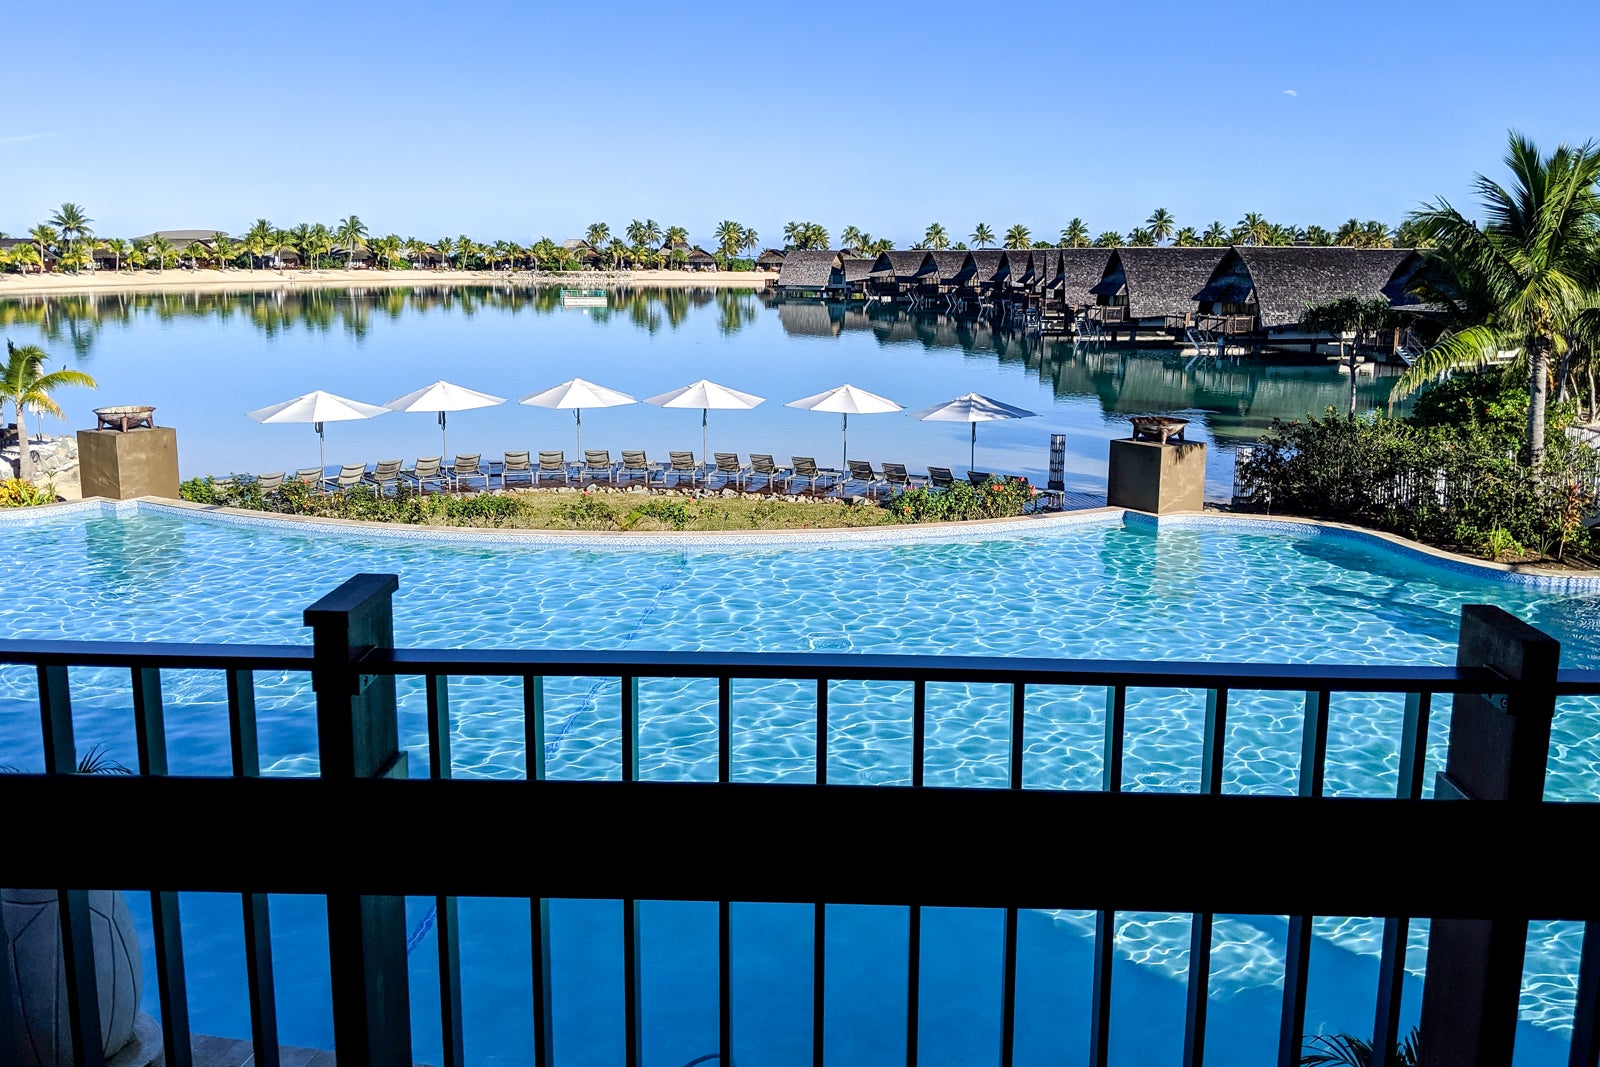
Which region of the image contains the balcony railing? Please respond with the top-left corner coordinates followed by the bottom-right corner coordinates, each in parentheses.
top-left (4, 574), bottom-right (1600, 1067)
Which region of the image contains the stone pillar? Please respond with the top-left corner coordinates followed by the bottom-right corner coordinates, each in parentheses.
top-left (75, 427), bottom-right (180, 500)
top-left (1106, 438), bottom-right (1205, 514)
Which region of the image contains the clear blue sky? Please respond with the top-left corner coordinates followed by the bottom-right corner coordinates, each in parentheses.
top-left (3, 0), bottom-right (1597, 248)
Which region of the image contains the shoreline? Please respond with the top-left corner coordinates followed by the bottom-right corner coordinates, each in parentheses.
top-left (0, 267), bottom-right (777, 299)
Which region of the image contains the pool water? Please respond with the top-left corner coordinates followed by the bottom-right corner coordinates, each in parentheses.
top-left (2, 504), bottom-right (1596, 1065)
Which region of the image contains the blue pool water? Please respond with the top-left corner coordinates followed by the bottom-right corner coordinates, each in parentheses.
top-left (2, 503), bottom-right (1597, 1065)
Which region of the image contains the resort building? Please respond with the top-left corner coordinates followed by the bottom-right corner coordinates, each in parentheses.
top-left (756, 248), bottom-right (786, 272)
top-left (1088, 247), bottom-right (1229, 336)
top-left (840, 256), bottom-right (883, 300)
top-left (775, 250), bottom-right (846, 297)
top-left (1192, 246), bottom-right (1421, 334)
top-left (683, 246), bottom-right (719, 271)
top-left (871, 250), bottom-right (938, 301)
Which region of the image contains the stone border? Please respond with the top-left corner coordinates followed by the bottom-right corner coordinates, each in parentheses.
top-left (6, 498), bottom-right (1600, 590)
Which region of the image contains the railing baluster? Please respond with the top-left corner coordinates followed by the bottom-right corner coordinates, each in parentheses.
top-left (1009, 682), bottom-right (1026, 790)
top-left (720, 899), bottom-right (733, 1067)
top-left (133, 667), bottom-right (192, 1067)
top-left (427, 675), bottom-right (464, 1067)
top-left (906, 902), bottom-right (922, 1067)
top-left (524, 674), bottom-right (547, 781)
top-left (1001, 905), bottom-right (1018, 1067)
top-left (1091, 684), bottom-right (1127, 1067)
top-left (1183, 687), bottom-right (1228, 1067)
top-left (532, 898), bottom-right (554, 1067)
top-left (814, 902), bottom-right (826, 1067)
top-left (1569, 923), bottom-right (1600, 1067)
top-left (912, 678), bottom-right (926, 789)
top-left (624, 898), bottom-right (642, 1067)
top-left (1374, 691), bottom-right (1432, 1058)
top-left (622, 675), bottom-right (639, 783)
top-left (228, 668), bottom-right (279, 1067)
top-left (1277, 689), bottom-right (1330, 1067)
top-left (816, 678), bottom-right (829, 786)
top-left (719, 676), bottom-right (732, 784)
top-left (38, 663), bottom-right (76, 774)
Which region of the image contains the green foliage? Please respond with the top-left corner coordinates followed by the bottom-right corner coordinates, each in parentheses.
top-left (1237, 389), bottom-right (1598, 561)
top-left (554, 493), bottom-right (618, 529)
top-left (620, 499), bottom-right (691, 530)
top-left (889, 477), bottom-right (1035, 523)
top-left (1300, 1026), bottom-right (1418, 1066)
top-left (432, 493), bottom-right (520, 526)
top-left (0, 477), bottom-right (54, 507)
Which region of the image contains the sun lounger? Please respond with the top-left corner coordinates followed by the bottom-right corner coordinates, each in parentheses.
top-left (450, 453), bottom-right (488, 492)
top-left (536, 451), bottom-right (570, 487)
top-left (711, 452), bottom-right (750, 490)
top-left (254, 472), bottom-right (285, 492)
top-left (581, 449), bottom-right (616, 486)
top-left (406, 456), bottom-right (448, 492)
top-left (665, 451), bottom-right (701, 487)
top-left (928, 467), bottom-right (955, 490)
top-left (619, 450), bottom-right (657, 487)
top-left (500, 451), bottom-right (533, 489)
top-left (295, 467), bottom-right (324, 486)
top-left (881, 463), bottom-right (924, 493)
top-left (789, 457), bottom-right (839, 497)
top-left (967, 470), bottom-right (994, 487)
top-left (844, 460), bottom-right (888, 500)
top-left (366, 458), bottom-right (403, 494)
top-left (327, 462), bottom-right (366, 492)
top-left (747, 454), bottom-right (787, 493)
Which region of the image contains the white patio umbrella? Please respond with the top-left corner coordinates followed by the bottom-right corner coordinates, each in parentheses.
top-left (784, 383), bottom-right (903, 472)
top-left (382, 380), bottom-right (507, 459)
top-left (518, 377), bottom-right (637, 456)
top-left (907, 391), bottom-right (1039, 471)
top-left (644, 379), bottom-right (766, 467)
top-left (246, 389), bottom-right (389, 478)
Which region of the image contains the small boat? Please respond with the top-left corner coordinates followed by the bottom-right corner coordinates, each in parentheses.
top-left (560, 289), bottom-right (608, 309)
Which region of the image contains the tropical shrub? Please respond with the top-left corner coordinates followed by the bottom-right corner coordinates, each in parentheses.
top-left (621, 499), bottom-right (691, 531)
top-left (554, 494), bottom-right (617, 529)
top-left (889, 477), bottom-right (1035, 523)
top-left (0, 477), bottom-right (54, 507)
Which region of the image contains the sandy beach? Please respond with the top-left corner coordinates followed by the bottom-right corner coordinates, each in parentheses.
top-left (0, 267), bottom-right (778, 299)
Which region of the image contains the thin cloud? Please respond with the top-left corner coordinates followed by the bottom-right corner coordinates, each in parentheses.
top-left (0, 133), bottom-right (57, 145)
top-left (1282, 89), bottom-right (1298, 97)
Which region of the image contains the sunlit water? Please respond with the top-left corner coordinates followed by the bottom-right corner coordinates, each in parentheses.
top-left (1, 503), bottom-right (1595, 1065)
top-left (1, 285), bottom-right (1407, 498)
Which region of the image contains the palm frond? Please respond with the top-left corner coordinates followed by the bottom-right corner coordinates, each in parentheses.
top-left (1392, 324), bottom-right (1515, 397)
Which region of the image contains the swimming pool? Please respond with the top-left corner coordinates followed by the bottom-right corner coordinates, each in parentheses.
top-left (2, 502), bottom-right (1596, 1065)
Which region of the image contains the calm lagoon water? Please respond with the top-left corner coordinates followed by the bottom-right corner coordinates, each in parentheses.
top-left (1, 285), bottom-right (1406, 497)
top-left (1, 503), bottom-right (1595, 1065)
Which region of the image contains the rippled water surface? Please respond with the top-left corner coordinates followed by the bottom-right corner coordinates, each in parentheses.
top-left (2, 506), bottom-right (1596, 1065)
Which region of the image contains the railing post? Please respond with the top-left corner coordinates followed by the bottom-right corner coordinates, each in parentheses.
top-left (304, 574), bottom-right (412, 1065)
top-left (1417, 605), bottom-right (1560, 1067)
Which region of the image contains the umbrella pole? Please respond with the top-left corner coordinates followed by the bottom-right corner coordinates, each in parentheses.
top-left (970, 423), bottom-right (976, 472)
top-left (702, 408), bottom-right (708, 473)
top-left (440, 410), bottom-right (448, 461)
top-left (317, 421), bottom-right (326, 493)
top-left (842, 412), bottom-right (848, 473)
top-left (575, 408), bottom-right (582, 458)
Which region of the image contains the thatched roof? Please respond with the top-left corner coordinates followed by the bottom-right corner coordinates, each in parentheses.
top-left (685, 246), bottom-right (717, 265)
top-left (1058, 249), bottom-right (1111, 307)
top-left (1096, 247), bottom-right (1228, 319)
top-left (969, 250), bottom-right (1007, 284)
top-left (139, 229), bottom-right (228, 244)
top-left (777, 301), bottom-right (844, 338)
top-left (777, 250), bottom-right (842, 289)
top-left (877, 250), bottom-right (937, 281)
top-left (929, 251), bottom-right (975, 285)
top-left (841, 257), bottom-right (881, 284)
top-left (1198, 247), bottom-right (1419, 328)
top-left (1001, 250), bottom-right (1034, 285)
top-left (1033, 249), bottom-right (1063, 290)
top-left (755, 248), bottom-right (786, 266)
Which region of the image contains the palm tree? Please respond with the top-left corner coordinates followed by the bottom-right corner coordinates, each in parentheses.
top-left (840, 225), bottom-right (867, 251)
top-left (28, 224), bottom-right (59, 272)
top-left (923, 223), bottom-right (950, 250)
top-left (741, 226), bottom-right (759, 257)
top-left (1238, 213), bottom-right (1273, 246)
top-left (48, 204), bottom-right (93, 265)
top-left (8, 243), bottom-right (41, 274)
top-left (2, 340), bottom-right (97, 482)
top-left (147, 234), bottom-right (176, 272)
top-left (1399, 131), bottom-right (1600, 465)
top-left (625, 219), bottom-right (651, 246)
top-left (1093, 231), bottom-right (1122, 248)
top-left (242, 219), bottom-right (273, 270)
top-left (1201, 221), bottom-right (1229, 246)
top-left (435, 236), bottom-right (456, 269)
top-left (1059, 219), bottom-right (1089, 248)
top-left (970, 223), bottom-right (995, 248)
top-left (714, 220), bottom-right (747, 261)
top-left (1334, 218), bottom-right (1365, 247)
top-left (662, 225), bottom-right (689, 250)
top-left (585, 222), bottom-right (610, 248)
top-left (1173, 226), bottom-right (1199, 247)
top-left (336, 215), bottom-right (368, 268)
top-left (1003, 224), bottom-right (1031, 249)
top-left (1146, 207), bottom-right (1175, 245)
top-left (1304, 225), bottom-right (1334, 246)
top-left (103, 238), bottom-right (131, 273)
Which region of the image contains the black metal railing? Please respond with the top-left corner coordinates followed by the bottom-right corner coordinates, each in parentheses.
top-left (4, 575), bottom-right (1600, 1067)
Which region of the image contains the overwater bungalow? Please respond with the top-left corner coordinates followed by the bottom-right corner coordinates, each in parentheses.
top-left (872, 250), bottom-right (938, 302)
top-left (684, 246), bottom-right (718, 271)
top-left (928, 251), bottom-right (977, 308)
top-left (756, 249), bottom-right (786, 272)
top-left (1057, 249), bottom-right (1112, 313)
top-left (775, 250), bottom-right (846, 298)
top-left (1191, 246), bottom-right (1420, 338)
top-left (1088, 247), bottom-right (1228, 337)
top-left (840, 257), bottom-right (883, 300)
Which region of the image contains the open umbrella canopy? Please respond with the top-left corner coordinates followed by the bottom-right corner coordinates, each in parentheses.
top-left (383, 380), bottom-right (506, 459)
top-left (519, 378), bottom-right (637, 456)
top-left (644, 379), bottom-right (765, 465)
top-left (908, 391), bottom-right (1039, 471)
top-left (785, 384), bottom-right (902, 470)
top-left (246, 389), bottom-right (389, 478)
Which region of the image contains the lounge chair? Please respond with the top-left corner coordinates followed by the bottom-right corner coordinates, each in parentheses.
top-left (968, 470), bottom-right (994, 487)
top-left (789, 457), bottom-right (839, 497)
top-left (254, 472), bottom-right (285, 492)
top-left (366, 458), bottom-right (403, 494)
top-left (406, 456), bottom-right (448, 492)
top-left (327, 462), bottom-right (366, 492)
top-left (747, 454), bottom-right (787, 493)
top-left (581, 449), bottom-right (615, 486)
top-left (844, 460), bottom-right (888, 500)
top-left (450, 453), bottom-right (488, 492)
top-left (882, 463), bottom-right (924, 493)
top-left (295, 467), bottom-right (324, 486)
top-left (536, 451), bottom-right (570, 487)
top-left (711, 452), bottom-right (750, 490)
top-left (500, 450), bottom-right (533, 489)
top-left (665, 451), bottom-right (701, 487)
top-left (619, 450), bottom-right (657, 487)
top-left (928, 466), bottom-right (955, 490)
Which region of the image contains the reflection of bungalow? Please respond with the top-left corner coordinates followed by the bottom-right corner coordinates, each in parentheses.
top-left (684, 246), bottom-right (718, 271)
top-left (872, 250), bottom-right (937, 301)
top-left (1192, 247), bottom-right (1420, 336)
top-left (841, 257), bottom-right (883, 300)
top-left (1088, 247), bottom-right (1227, 334)
top-left (777, 300), bottom-right (845, 338)
top-left (776, 250), bottom-right (845, 297)
top-left (756, 248), bottom-right (786, 272)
